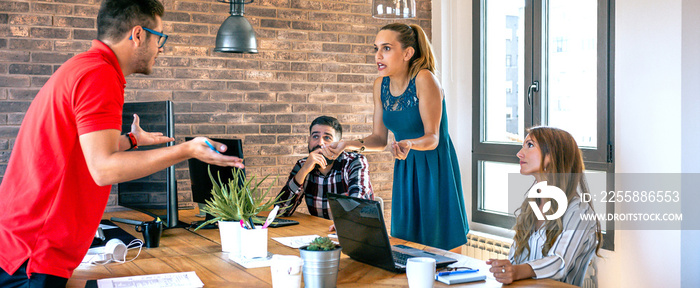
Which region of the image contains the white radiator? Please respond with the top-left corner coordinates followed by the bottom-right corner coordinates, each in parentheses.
top-left (582, 257), bottom-right (598, 288)
top-left (464, 232), bottom-right (512, 261)
top-left (582, 278), bottom-right (596, 288)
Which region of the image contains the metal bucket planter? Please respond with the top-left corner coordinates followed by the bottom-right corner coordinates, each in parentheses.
top-left (299, 245), bottom-right (342, 288)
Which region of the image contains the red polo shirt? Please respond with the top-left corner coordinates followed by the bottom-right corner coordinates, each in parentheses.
top-left (0, 40), bottom-right (125, 279)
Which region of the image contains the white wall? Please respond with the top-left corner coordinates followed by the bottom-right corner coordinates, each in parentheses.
top-left (681, 0), bottom-right (700, 286)
top-left (433, 0), bottom-right (475, 229)
top-left (435, 0), bottom-right (698, 286)
top-left (604, 0), bottom-right (682, 287)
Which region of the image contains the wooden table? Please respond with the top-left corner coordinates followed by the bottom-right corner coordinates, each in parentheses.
top-left (67, 209), bottom-right (575, 288)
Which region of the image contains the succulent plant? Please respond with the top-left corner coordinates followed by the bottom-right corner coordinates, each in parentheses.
top-left (306, 237), bottom-right (337, 251)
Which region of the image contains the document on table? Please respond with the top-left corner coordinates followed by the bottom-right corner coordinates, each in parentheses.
top-left (271, 235), bottom-right (322, 248)
top-left (228, 252), bottom-right (274, 269)
top-left (96, 271), bottom-right (204, 288)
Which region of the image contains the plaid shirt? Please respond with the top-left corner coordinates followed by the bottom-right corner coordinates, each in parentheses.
top-left (277, 151), bottom-right (373, 219)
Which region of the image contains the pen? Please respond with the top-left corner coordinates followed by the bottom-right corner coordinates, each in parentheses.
top-left (204, 139), bottom-right (221, 154)
top-left (437, 269), bottom-right (479, 276)
top-left (248, 217), bottom-right (256, 229)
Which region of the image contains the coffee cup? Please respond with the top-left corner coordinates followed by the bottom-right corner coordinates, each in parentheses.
top-left (406, 257), bottom-right (436, 288)
top-left (270, 255), bottom-right (303, 288)
top-left (135, 220), bottom-right (163, 248)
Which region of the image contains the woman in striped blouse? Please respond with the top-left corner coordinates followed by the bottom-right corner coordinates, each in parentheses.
top-left (486, 127), bottom-right (603, 286)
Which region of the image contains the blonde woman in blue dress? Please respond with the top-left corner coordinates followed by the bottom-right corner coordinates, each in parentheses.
top-left (323, 23), bottom-right (468, 250)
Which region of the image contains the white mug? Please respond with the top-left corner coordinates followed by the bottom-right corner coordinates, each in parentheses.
top-left (270, 255), bottom-right (303, 288)
top-left (406, 257), bottom-right (436, 288)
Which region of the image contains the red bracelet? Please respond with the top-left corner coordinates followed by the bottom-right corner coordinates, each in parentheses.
top-left (127, 132), bottom-right (138, 149)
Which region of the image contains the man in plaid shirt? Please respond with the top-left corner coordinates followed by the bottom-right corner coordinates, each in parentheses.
top-left (277, 116), bottom-right (374, 220)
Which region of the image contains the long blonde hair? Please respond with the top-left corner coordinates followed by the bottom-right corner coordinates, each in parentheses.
top-left (512, 127), bottom-right (603, 259)
top-left (380, 23), bottom-right (436, 79)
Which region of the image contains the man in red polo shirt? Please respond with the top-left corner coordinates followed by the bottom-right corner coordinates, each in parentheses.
top-left (0, 0), bottom-right (244, 286)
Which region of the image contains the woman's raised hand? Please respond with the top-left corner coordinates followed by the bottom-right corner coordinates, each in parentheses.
top-left (322, 140), bottom-right (346, 159)
top-left (391, 140), bottom-right (412, 160)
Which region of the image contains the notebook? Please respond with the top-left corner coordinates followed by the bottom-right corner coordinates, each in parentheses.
top-left (435, 272), bottom-right (487, 285)
top-left (328, 194), bottom-right (457, 273)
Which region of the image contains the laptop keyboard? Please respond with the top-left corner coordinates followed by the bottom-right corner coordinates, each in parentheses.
top-left (253, 216), bottom-right (299, 227)
top-left (392, 250), bottom-right (413, 266)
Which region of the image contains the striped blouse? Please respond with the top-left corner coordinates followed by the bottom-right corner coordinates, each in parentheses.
top-left (277, 151), bottom-right (373, 219)
top-left (509, 197), bottom-right (598, 286)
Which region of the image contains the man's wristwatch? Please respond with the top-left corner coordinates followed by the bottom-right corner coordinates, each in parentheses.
top-left (127, 132), bottom-right (138, 150)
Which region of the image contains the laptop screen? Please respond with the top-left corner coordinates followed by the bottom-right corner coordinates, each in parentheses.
top-left (328, 194), bottom-right (398, 271)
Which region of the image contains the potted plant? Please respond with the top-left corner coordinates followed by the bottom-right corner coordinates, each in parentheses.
top-left (299, 236), bottom-right (342, 288)
top-left (194, 167), bottom-right (283, 257)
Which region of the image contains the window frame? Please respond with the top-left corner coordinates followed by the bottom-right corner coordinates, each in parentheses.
top-left (471, 0), bottom-right (615, 251)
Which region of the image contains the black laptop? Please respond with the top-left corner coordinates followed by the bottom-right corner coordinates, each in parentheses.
top-left (328, 194), bottom-right (457, 273)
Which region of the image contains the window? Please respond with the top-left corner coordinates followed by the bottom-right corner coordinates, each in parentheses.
top-left (555, 37), bottom-right (566, 52)
top-left (472, 0), bottom-right (614, 250)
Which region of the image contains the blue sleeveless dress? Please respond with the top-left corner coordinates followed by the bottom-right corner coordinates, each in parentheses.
top-left (381, 76), bottom-right (469, 250)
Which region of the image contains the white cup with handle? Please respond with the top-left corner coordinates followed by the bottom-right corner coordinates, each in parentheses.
top-left (406, 257), bottom-right (436, 288)
top-left (270, 254), bottom-right (303, 288)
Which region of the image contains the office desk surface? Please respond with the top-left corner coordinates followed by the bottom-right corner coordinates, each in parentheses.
top-left (67, 209), bottom-right (575, 288)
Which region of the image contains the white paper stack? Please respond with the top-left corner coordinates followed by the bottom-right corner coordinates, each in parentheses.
top-left (96, 271), bottom-right (204, 288)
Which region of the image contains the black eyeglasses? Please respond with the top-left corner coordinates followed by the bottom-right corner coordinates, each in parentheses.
top-left (129, 27), bottom-right (168, 48)
top-left (439, 266), bottom-right (477, 272)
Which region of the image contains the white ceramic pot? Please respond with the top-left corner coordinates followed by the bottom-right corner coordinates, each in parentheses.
top-left (218, 220), bottom-right (242, 257)
top-left (240, 225), bottom-right (268, 258)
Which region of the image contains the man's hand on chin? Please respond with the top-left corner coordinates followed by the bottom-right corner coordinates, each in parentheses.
top-left (305, 149), bottom-right (328, 170)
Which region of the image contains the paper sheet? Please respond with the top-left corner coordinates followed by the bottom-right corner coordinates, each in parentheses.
top-left (271, 235), bottom-right (322, 249)
top-left (96, 271), bottom-right (204, 288)
top-left (228, 252), bottom-right (274, 269)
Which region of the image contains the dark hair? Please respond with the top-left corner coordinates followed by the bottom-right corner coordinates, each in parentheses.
top-left (97, 0), bottom-right (165, 42)
top-left (380, 23), bottom-right (436, 79)
top-left (309, 116), bottom-right (342, 139)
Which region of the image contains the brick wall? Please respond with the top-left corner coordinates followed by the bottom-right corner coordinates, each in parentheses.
top-left (0, 0), bottom-right (432, 227)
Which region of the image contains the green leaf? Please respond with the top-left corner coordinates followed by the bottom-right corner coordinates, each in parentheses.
top-left (194, 166), bottom-right (284, 231)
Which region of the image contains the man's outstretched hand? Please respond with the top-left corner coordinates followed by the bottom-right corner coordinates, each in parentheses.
top-left (130, 114), bottom-right (174, 146)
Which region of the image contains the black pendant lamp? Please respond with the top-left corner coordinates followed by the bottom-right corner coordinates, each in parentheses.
top-left (372, 0), bottom-right (416, 19)
top-left (214, 0), bottom-right (258, 53)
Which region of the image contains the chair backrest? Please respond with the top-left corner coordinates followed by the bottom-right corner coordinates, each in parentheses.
top-left (573, 242), bottom-right (598, 287)
top-left (375, 196), bottom-right (384, 214)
